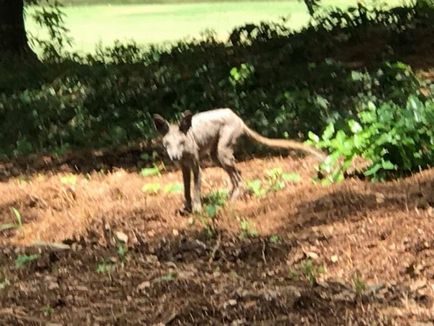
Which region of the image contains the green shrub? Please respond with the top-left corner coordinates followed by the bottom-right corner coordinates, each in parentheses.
top-left (0, 2), bottom-right (432, 162)
top-left (310, 94), bottom-right (434, 182)
top-left (1, 56), bottom-right (424, 158)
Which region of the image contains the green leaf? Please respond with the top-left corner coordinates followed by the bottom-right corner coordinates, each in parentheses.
top-left (141, 183), bottom-right (161, 194)
top-left (381, 160), bottom-right (396, 170)
top-left (359, 110), bottom-right (375, 123)
top-left (140, 166), bottom-right (161, 177)
top-left (351, 71), bottom-right (365, 81)
top-left (164, 183), bottom-right (183, 194)
top-left (353, 134), bottom-right (363, 149)
top-left (15, 254), bottom-right (40, 268)
top-left (315, 95), bottom-right (329, 109)
top-left (348, 120), bottom-right (362, 134)
top-left (247, 179), bottom-right (266, 197)
top-left (282, 172), bottom-right (301, 183)
top-left (322, 124), bottom-right (335, 141)
top-left (230, 67), bottom-right (239, 78)
top-left (392, 61), bottom-right (409, 70)
top-left (60, 174), bottom-right (77, 186)
top-left (205, 204), bottom-right (218, 218)
top-left (11, 207), bottom-right (22, 227)
top-left (367, 101), bottom-right (376, 111)
top-left (308, 131), bottom-right (320, 143)
top-left (0, 278), bottom-right (10, 290)
top-left (364, 163), bottom-right (382, 176)
top-left (0, 223), bottom-right (18, 231)
top-left (156, 272), bottom-right (176, 282)
top-left (330, 167), bottom-right (345, 183)
top-left (265, 167), bottom-right (283, 178)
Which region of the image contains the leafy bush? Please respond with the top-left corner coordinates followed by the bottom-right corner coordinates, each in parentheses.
top-left (311, 1), bottom-right (434, 33)
top-left (0, 2), bottom-right (432, 164)
top-left (310, 93), bottom-right (434, 182)
top-left (246, 167), bottom-right (301, 197)
top-left (1, 55), bottom-right (424, 159)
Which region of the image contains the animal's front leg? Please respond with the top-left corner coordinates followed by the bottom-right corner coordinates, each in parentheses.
top-left (192, 162), bottom-right (202, 213)
top-left (180, 165), bottom-right (192, 215)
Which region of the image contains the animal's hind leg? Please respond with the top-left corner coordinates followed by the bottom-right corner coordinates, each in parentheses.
top-left (228, 165), bottom-right (243, 201)
top-left (216, 127), bottom-right (243, 200)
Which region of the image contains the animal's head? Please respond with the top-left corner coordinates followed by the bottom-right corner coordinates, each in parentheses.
top-left (153, 110), bottom-right (193, 161)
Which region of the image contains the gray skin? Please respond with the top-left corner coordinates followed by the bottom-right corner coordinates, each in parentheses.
top-left (153, 108), bottom-right (326, 215)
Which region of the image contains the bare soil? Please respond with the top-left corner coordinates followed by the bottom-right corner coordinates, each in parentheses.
top-left (0, 154), bottom-right (433, 325)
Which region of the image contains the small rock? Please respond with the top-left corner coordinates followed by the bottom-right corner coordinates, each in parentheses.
top-left (228, 299), bottom-right (237, 306)
top-left (145, 255), bottom-right (158, 263)
top-left (178, 270), bottom-right (195, 279)
top-left (115, 231), bottom-right (128, 244)
top-left (48, 282), bottom-right (59, 290)
top-left (147, 230), bottom-right (155, 237)
top-left (287, 250), bottom-right (304, 265)
top-left (305, 251), bottom-right (319, 260)
top-left (172, 229), bottom-right (179, 236)
top-left (375, 193), bottom-right (385, 204)
top-left (137, 281), bottom-right (151, 291)
top-left (243, 300), bottom-right (256, 309)
top-left (75, 286), bottom-right (88, 292)
top-left (282, 285), bottom-right (302, 298)
top-left (330, 255), bottom-right (339, 263)
top-left (230, 319), bottom-right (247, 326)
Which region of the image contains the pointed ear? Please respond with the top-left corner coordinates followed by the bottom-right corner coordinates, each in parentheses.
top-left (153, 114), bottom-right (169, 135)
top-left (179, 110), bottom-right (193, 134)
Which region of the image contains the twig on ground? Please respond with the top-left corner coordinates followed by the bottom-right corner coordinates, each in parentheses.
top-left (262, 239), bottom-right (267, 264)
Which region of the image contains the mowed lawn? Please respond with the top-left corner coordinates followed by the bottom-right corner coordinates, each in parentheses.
top-left (26, 0), bottom-right (405, 54)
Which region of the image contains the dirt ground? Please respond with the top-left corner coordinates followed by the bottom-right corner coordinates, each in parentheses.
top-left (0, 153), bottom-right (433, 325)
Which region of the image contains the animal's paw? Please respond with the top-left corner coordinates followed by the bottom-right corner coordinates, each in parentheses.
top-left (229, 187), bottom-right (246, 201)
top-left (192, 202), bottom-right (202, 214)
top-left (177, 205), bottom-right (192, 216)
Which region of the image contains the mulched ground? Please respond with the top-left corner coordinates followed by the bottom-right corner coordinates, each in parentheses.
top-left (0, 154), bottom-right (433, 325)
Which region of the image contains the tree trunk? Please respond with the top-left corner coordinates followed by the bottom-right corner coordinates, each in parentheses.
top-left (0, 0), bottom-right (37, 60)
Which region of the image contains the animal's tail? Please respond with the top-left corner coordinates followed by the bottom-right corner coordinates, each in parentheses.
top-left (243, 125), bottom-right (327, 161)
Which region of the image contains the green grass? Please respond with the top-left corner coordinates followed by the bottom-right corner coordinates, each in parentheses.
top-left (25, 0), bottom-right (403, 54)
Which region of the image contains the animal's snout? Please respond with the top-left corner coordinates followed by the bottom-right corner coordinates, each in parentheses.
top-left (169, 154), bottom-right (182, 161)
top-left (167, 149), bottom-right (182, 161)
